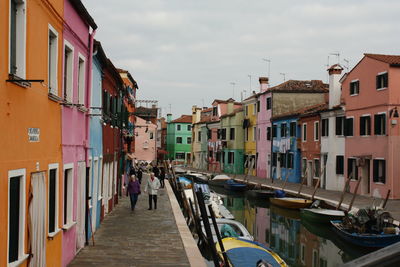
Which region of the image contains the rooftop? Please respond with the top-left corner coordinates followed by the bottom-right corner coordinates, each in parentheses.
top-left (364, 53), bottom-right (400, 65)
top-left (272, 103), bottom-right (328, 120)
top-left (171, 115), bottom-right (192, 124)
top-left (269, 80), bottom-right (328, 93)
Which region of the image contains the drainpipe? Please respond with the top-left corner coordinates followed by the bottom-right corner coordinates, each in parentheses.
top-left (85, 28), bottom-right (96, 246)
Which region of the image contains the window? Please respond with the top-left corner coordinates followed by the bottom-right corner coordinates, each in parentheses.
top-left (336, 116), bottom-right (345, 136)
top-left (245, 127), bottom-right (249, 141)
top-left (245, 105), bottom-right (249, 116)
top-left (258, 128), bottom-right (260, 140)
top-left (350, 80), bottom-right (360, 95)
top-left (149, 132), bottom-right (154, 139)
top-left (48, 26), bottom-right (59, 95)
top-left (209, 151), bottom-right (213, 158)
top-left (281, 123), bottom-right (287, 138)
top-left (302, 123), bottom-right (307, 142)
top-left (177, 125), bottom-right (181, 131)
top-left (314, 159), bottom-right (320, 177)
top-left (9, 0), bottom-right (26, 78)
top-left (228, 152), bottom-right (235, 164)
top-left (347, 158), bottom-right (358, 180)
top-left (8, 169), bottom-right (26, 264)
top-left (344, 117), bottom-right (354, 136)
top-left (322, 119), bottom-right (329, 137)
top-left (376, 72), bottom-right (388, 90)
top-left (289, 122), bottom-right (296, 137)
top-left (288, 153), bottom-right (294, 169)
top-left (176, 137), bottom-right (182, 144)
top-left (280, 153), bottom-right (286, 168)
top-left (63, 41), bottom-right (74, 102)
top-left (230, 128), bottom-right (235, 140)
top-left (360, 116), bottom-right (371, 136)
top-left (216, 152), bottom-right (221, 162)
top-left (253, 126), bottom-right (257, 141)
top-left (257, 100), bottom-right (260, 113)
top-left (272, 125), bottom-right (277, 138)
top-left (221, 128), bottom-right (227, 140)
top-left (272, 153), bottom-right (277, 167)
top-left (198, 131), bottom-right (201, 142)
top-left (253, 103), bottom-right (256, 115)
top-left (374, 113), bottom-right (386, 135)
top-left (207, 129), bottom-right (211, 139)
top-left (98, 157), bottom-right (103, 201)
top-left (187, 137), bottom-right (192, 144)
top-left (212, 106), bottom-right (218, 116)
top-left (176, 153), bottom-right (185, 159)
top-left (336, 155), bottom-right (344, 175)
top-left (48, 164), bottom-right (59, 234)
top-left (217, 129), bottom-right (221, 140)
top-left (77, 55), bottom-right (86, 105)
top-left (63, 165), bottom-right (73, 226)
top-left (187, 125), bottom-right (191, 131)
top-left (267, 127), bottom-right (271, 140)
top-left (314, 121), bottom-right (319, 141)
top-left (373, 159), bottom-right (386, 183)
top-left (266, 97), bottom-right (271, 110)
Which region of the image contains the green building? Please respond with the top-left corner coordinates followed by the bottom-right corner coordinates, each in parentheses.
top-left (166, 114), bottom-right (193, 164)
top-left (220, 103), bottom-right (244, 174)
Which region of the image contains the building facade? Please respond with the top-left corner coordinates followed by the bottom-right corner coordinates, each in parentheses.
top-left (133, 116), bottom-right (157, 162)
top-left (166, 114), bottom-right (192, 164)
top-left (243, 94), bottom-right (258, 176)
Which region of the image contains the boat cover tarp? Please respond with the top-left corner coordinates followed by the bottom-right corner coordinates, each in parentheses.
top-left (221, 224), bottom-right (239, 238)
top-left (226, 247), bottom-right (281, 267)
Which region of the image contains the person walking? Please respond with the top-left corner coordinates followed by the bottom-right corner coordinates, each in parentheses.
top-left (137, 167), bottom-right (143, 184)
top-left (144, 172), bottom-right (161, 210)
top-left (159, 167), bottom-right (166, 188)
top-left (126, 175), bottom-right (141, 211)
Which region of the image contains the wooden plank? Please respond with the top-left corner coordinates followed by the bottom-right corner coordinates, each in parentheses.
top-left (337, 173), bottom-right (352, 210)
top-left (348, 175), bottom-right (362, 212)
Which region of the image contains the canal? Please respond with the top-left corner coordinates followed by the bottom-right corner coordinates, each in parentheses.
top-left (207, 186), bottom-right (373, 267)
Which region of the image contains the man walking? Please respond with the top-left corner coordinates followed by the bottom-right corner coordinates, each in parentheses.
top-left (144, 172), bottom-right (161, 210)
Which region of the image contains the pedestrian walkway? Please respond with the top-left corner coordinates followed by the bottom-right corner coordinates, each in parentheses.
top-left (69, 174), bottom-right (205, 267)
top-left (185, 167), bottom-right (400, 222)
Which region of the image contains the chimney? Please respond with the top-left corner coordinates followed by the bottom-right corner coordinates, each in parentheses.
top-left (259, 77), bottom-right (269, 92)
top-left (167, 113), bottom-right (172, 123)
top-left (327, 64), bottom-right (343, 108)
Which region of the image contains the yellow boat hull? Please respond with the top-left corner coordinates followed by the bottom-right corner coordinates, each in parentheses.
top-left (270, 197), bottom-right (312, 209)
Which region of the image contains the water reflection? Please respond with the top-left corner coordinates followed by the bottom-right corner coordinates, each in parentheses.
top-left (212, 187), bottom-right (371, 267)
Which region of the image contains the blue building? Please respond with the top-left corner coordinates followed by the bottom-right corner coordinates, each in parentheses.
top-left (271, 115), bottom-right (301, 183)
top-left (88, 40), bottom-right (107, 235)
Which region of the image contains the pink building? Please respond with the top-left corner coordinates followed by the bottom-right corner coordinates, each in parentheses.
top-left (342, 53), bottom-right (400, 199)
top-left (133, 116), bottom-right (157, 162)
top-left (256, 77), bottom-right (272, 178)
top-left (61, 0), bottom-right (97, 265)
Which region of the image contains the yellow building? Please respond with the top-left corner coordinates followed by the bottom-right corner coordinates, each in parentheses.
top-left (243, 94), bottom-right (258, 176)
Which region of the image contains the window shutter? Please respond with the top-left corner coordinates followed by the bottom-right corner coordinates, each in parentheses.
top-left (382, 114), bottom-right (386, 135)
top-left (374, 114), bottom-right (379, 135)
top-left (384, 73), bottom-right (388, 88)
top-left (376, 75), bottom-right (380, 89)
top-left (49, 169), bottom-right (56, 233)
top-left (366, 116), bottom-right (371, 135)
top-left (335, 117), bottom-right (341, 135)
top-left (360, 117), bottom-right (365, 135)
top-left (373, 159), bottom-right (378, 182)
top-left (9, 176), bottom-right (20, 262)
top-left (336, 156), bottom-right (340, 174)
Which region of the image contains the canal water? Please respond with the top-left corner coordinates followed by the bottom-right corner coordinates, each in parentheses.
top-left (207, 186), bottom-right (373, 267)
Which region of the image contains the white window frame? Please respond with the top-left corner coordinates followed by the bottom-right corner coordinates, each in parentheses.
top-left (302, 123), bottom-right (307, 142)
top-left (9, 0), bottom-right (27, 79)
top-left (7, 168), bottom-right (28, 266)
top-left (360, 114), bottom-right (371, 136)
top-left (77, 53), bottom-right (86, 106)
top-left (377, 71), bottom-right (388, 91)
top-left (375, 112), bottom-right (387, 136)
top-left (63, 40), bottom-right (74, 102)
top-left (63, 163), bottom-right (75, 229)
top-left (373, 157), bottom-right (386, 184)
top-left (314, 121), bottom-right (319, 141)
top-left (48, 24), bottom-right (59, 95)
top-left (98, 157), bottom-right (103, 201)
top-left (48, 163), bottom-right (60, 237)
top-left (350, 79), bottom-right (360, 96)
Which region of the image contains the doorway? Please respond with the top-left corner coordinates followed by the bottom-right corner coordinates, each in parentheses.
top-left (29, 172), bottom-right (46, 267)
top-left (361, 159), bottom-right (370, 195)
top-left (76, 161), bottom-right (86, 251)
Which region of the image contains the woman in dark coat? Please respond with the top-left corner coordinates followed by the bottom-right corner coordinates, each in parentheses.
top-left (126, 175), bottom-right (141, 211)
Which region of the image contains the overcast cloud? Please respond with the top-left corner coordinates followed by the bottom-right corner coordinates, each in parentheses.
top-left (84, 0), bottom-right (400, 119)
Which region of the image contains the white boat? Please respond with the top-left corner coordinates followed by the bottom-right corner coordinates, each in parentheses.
top-left (209, 174), bottom-right (231, 187)
top-left (201, 218), bottom-right (253, 243)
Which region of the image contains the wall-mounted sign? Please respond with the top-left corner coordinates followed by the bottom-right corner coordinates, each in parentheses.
top-left (28, 128), bottom-right (40, 142)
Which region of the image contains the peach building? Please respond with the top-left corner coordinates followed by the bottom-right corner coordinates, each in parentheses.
top-left (342, 54), bottom-right (400, 199)
top-left (133, 116), bottom-right (157, 162)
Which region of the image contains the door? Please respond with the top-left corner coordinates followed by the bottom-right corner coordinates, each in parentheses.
top-left (307, 161), bottom-right (313, 186)
top-left (92, 158), bottom-right (98, 232)
top-left (76, 161), bottom-right (86, 251)
top-left (322, 154), bottom-right (328, 189)
top-left (361, 159), bottom-right (370, 195)
top-left (103, 162), bottom-right (109, 214)
top-left (29, 172), bottom-right (46, 267)
top-left (267, 153), bottom-right (271, 179)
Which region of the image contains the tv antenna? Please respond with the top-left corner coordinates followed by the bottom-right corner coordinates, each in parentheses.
top-left (343, 59), bottom-right (350, 72)
top-left (230, 82), bottom-right (236, 99)
top-left (280, 73), bottom-right (286, 82)
top-left (262, 58), bottom-right (271, 78)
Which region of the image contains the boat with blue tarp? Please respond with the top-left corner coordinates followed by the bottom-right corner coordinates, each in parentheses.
top-left (224, 179), bottom-right (248, 192)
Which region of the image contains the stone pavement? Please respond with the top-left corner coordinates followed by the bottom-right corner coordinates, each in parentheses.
top-left (184, 167), bottom-right (400, 222)
top-left (69, 175), bottom-right (204, 267)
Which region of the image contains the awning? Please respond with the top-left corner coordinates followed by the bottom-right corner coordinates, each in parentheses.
top-left (157, 149), bottom-right (168, 155)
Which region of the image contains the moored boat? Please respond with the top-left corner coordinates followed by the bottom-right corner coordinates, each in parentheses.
top-left (246, 189), bottom-right (275, 200)
top-left (209, 174), bottom-right (231, 187)
top-left (215, 237), bottom-right (288, 267)
top-left (331, 220), bottom-right (400, 248)
top-left (224, 179), bottom-right (248, 192)
top-left (300, 208), bottom-right (345, 224)
top-left (270, 197), bottom-right (312, 209)
top-left (201, 218), bottom-right (253, 243)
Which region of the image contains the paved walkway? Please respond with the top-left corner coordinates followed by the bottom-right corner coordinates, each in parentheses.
top-left (184, 167), bottom-right (400, 222)
top-left (69, 175), bottom-right (205, 267)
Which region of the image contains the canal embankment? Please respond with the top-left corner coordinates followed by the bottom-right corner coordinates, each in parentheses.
top-left (69, 173), bottom-right (205, 267)
top-left (184, 167), bottom-right (400, 223)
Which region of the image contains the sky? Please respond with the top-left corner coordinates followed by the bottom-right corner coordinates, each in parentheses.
top-left (83, 0), bottom-right (400, 119)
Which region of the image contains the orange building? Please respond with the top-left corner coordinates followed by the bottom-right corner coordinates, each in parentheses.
top-left (0, 0), bottom-right (64, 266)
